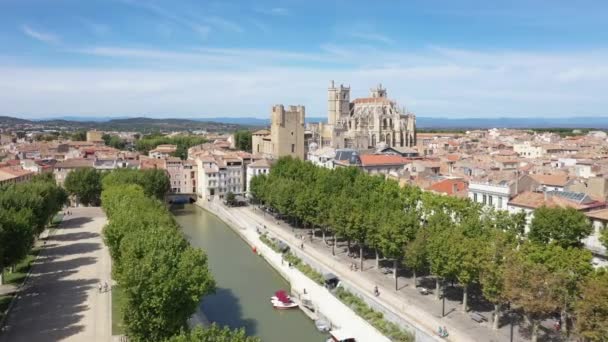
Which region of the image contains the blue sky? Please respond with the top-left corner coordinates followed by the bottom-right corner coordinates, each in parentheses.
top-left (2, 0), bottom-right (608, 119)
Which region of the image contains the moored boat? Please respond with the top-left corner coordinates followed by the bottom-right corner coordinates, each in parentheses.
top-left (271, 290), bottom-right (298, 309)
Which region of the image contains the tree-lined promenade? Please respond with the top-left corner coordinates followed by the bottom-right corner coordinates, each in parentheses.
top-left (93, 168), bottom-right (259, 342)
top-left (250, 156), bottom-right (608, 342)
top-left (0, 174), bottom-right (67, 284)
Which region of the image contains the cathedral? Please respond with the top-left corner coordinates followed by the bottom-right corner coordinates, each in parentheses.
top-left (309, 81), bottom-right (416, 150)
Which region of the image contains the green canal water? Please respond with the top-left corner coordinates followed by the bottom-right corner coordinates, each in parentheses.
top-left (173, 204), bottom-right (327, 342)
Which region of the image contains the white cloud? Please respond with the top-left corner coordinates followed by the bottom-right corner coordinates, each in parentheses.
top-left (349, 32), bottom-right (395, 45)
top-left (256, 7), bottom-right (289, 16)
top-left (204, 16), bottom-right (243, 33)
top-left (3, 46), bottom-right (608, 118)
top-left (21, 25), bottom-right (60, 44)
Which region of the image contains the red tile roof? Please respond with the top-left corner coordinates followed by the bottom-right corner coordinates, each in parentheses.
top-left (360, 154), bottom-right (409, 167)
top-left (509, 191), bottom-right (605, 210)
top-left (427, 178), bottom-right (468, 197)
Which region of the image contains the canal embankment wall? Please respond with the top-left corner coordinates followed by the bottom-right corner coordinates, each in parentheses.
top-left (195, 200), bottom-right (393, 342)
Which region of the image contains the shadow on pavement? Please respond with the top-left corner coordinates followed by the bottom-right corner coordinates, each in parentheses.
top-left (51, 231), bottom-right (99, 242)
top-left (0, 259), bottom-right (98, 342)
top-left (60, 217), bottom-right (94, 229)
top-left (42, 242), bottom-right (100, 257)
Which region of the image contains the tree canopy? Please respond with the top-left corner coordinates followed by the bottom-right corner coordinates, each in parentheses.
top-left (233, 130), bottom-right (252, 152)
top-left (249, 156), bottom-right (606, 340)
top-left (135, 134), bottom-right (206, 160)
top-left (101, 172), bottom-right (223, 341)
top-left (64, 167), bottom-right (103, 206)
top-left (0, 174), bottom-right (67, 283)
top-left (529, 206), bottom-right (593, 248)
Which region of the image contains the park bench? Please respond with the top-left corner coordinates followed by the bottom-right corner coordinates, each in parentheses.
top-left (470, 312), bottom-right (488, 323)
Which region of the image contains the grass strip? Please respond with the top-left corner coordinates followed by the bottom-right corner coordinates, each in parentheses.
top-left (112, 285), bottom-right (127, 335)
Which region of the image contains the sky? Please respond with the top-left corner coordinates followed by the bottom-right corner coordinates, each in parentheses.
top-left (1, 0), bottom-right (608, 119)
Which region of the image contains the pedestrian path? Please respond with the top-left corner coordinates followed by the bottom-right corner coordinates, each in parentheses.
top-left (0, 207), bottom-right (111, 342)
top-left (233, 206), bottom-right (504, 342)
top-left (201, 200), bottom-right (392, 342)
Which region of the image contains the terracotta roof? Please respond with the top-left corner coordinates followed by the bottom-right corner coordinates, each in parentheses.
top-left (427, 178), bottom-right (468, 197)
top-left (360, 154), bottom-right (409, 167)
top-left (55, 158), bottom-right (94, 168)
top-left (530, 174), bottom-right (569, 187)
top-left (586, 209), bottom-right (608, 221)
top-left (446, 154), bottom-right (460, 162)
top-left (509, 191), bottom-right (605, 210)
top-left (249, 159), bottom-right (273, 168)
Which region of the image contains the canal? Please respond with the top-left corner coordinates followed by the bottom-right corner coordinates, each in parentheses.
top-left (173, 204), bottom-right (327, 342)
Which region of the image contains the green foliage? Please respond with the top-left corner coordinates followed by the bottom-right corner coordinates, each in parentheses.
top-left (253, 156), bottom-right (604, 337)
top-left (529, 206), bottom-right (593, 248)
top-left (135, 134), bottom-right (206, 159)
top-left (225, 192), bottom-right (236, 206)
top-left (71, 130), bottom-right (87, 141)
top-left (335, 287), bottom-right (413, 342)
top-left (233, 130), bottom-right (252, 152)
top-left (101, 179), bottom-right (215, 341)
top-left (575, 270), bottom-right (608, 341)
top-left (0, 175), bottom-right (66, 274)
top-left (600, 225), bottom-right (608, 251)
top-left (102, 168), bottom-right (169, 200)
top-left (166, 324), bottom-right (260, 342)
top-left (258, 233), bottom-right (325, 284)
top-left (64, 167), bottom-right (103, 206)
top-left (0, 174), bottom-right (67, 236)
top-left (102, 134), bottom-right (126, 149)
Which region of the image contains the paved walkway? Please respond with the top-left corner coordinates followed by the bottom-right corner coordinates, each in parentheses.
top-left (231, 205), bottom-right (524, 342)
top-left (0, 207), bottom-right (111, 342)
top-left (202, 200), bottom-right (392, 342)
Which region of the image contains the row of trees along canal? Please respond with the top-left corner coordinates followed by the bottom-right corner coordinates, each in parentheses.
top-left (64, 168), bottom-right (260, 342)
top-left (0, 174), bottom-right (67, 284)
top-left (249, 156), bottom-right (608, 342)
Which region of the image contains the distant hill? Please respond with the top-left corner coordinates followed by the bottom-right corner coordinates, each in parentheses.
top-left (415, 116), bottom-right (608, 129)
top-left (4, 115), bottom-right (608, 131)
top-left (0, 116), bottom-right (258, 133)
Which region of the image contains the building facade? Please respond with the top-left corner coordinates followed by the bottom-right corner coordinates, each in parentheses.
top-left (252, 105), bottom-right (305, 159)
top-left (309, 81), bottom-right (416, 150)
top-left (246, 158), bottom-right (273, 197)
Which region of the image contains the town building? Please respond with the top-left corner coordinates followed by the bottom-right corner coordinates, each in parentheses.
top-left (86, 130), bottom-right (104, 143)
top-left (308, 82), bottom-right (416, 150)
top-left (251, 105), bottom-right (305, 160)
top-left (0, 166), bottom-right (34, 186)
top-left (53, 158), bottom-right (95, 185)
top-left (246, 158), bottom-right (273, 197)
top-left (149, 144), bottom-right (177, 159)
top-left (307, 146), bottom-right (336, 169)
top-left (583, 209), bottom-right (608, 267)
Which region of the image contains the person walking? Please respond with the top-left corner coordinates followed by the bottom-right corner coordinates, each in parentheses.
top-left (98, 282), bottom-right (102, 293)
top-left (103, 281), bottom-right (109, 293)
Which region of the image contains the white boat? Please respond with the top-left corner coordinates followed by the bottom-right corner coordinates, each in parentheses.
top-left (271, 299), bottom-right (298, 309)
top-left (326, 329), bottom-right (356, 342)
top-left (315, 319), bottom-right (331, 332)
top-left (271, 290), bottom-right (298, 309)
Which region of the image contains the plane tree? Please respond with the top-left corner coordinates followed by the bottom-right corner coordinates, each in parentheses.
top-left (528, 206), bottom-right (593, 248)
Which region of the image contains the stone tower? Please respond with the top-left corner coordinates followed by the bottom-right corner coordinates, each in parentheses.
top-left (270, 104), bottom-right (305, 159)
top-left (327, 80), bottom-right (350, 126)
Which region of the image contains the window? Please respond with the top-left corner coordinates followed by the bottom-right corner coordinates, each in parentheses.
top-left (291, 144), bottom-right (295, 153)
top-left (482, 195), bottom-right (487, 204)
top-left (498, 196), bottom-right (503, 209)
top-left (474, 193), bottom-right (478, 202)
top-left (488, 196), bottom-right (493, 206)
